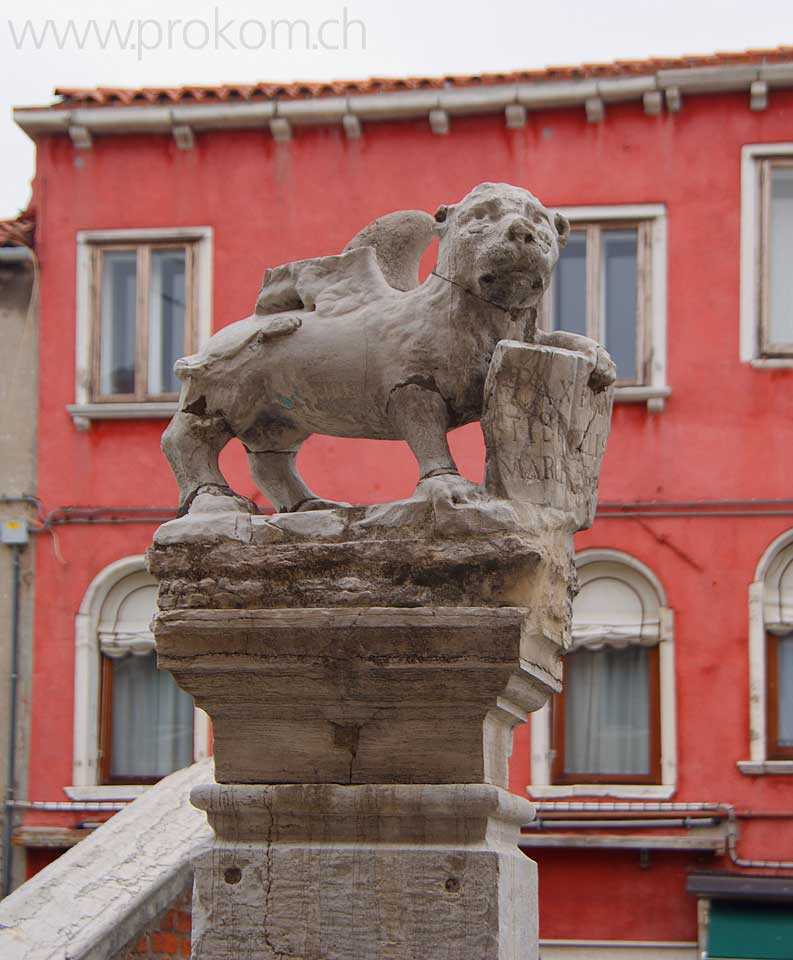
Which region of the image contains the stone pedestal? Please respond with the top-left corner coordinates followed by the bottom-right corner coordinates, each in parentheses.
top-left (155, 606), bottom-right (561, 788)
top-left (148, 342), bottom-right (614, 960)
top-left (189, 784), bottom-right (535, 959)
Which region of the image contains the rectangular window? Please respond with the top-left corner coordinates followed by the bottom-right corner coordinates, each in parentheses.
top-left (760, 160), bottom-right (793, 356)
top-left (92, 242), bottom-right (195, 401)
top-left (767, 631), bottom-right (793, 760)
top-left (541, 221), bottom-right (651, 385)
top-left (552, 645), bottom-right (661, 784)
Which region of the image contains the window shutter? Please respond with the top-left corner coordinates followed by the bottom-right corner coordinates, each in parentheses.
top-left (571, 563), bottom-right (661, 650)
top-left (97, 578), bottom-right (158, 658)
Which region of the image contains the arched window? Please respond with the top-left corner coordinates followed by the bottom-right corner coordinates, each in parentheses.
top-left (97, 571), bottom-right (193, 783)
top-left (530, 550), bottom-right (677, 799)
top-left (71, 557), bottom-right (209, 798)
top-left (741, 531), bottom-right (793, 773)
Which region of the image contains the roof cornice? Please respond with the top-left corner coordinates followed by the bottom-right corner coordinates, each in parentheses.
top-left (14, 60), bottom-right (793, 147)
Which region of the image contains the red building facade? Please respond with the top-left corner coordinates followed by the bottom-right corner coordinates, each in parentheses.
top-left (11, 48), bottom-right (793, 957)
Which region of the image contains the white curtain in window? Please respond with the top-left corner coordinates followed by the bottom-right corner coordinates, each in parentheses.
top-left (564, 646), bottom-right (650, 776)
top-left (110, 652), bottom-right (194, 779)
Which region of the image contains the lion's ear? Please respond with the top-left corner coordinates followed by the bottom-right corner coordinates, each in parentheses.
top-left (434, 204), bottom-right (448, 223)
top-left (554, 212), bottom-right (570, 248)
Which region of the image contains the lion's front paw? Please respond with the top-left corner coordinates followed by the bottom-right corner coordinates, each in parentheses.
top-left (415, 473), bottom-right (484, 506)
top-left (295, 497), bottom-right (352, 512)
top-left (588, 346), bottom-right (617, 392)
top-left (180, 484), bottom-right (259, 517)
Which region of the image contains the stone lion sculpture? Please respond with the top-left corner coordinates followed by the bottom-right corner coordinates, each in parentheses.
top-left (162, 182), bottom-right (616, 515)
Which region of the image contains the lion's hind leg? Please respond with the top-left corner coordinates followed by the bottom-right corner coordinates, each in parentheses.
top-left (246, 446), bottom-right (351, 514)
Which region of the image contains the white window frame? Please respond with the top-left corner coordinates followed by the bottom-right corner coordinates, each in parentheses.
top-left (68, 226), bottom-right (213, 429)
top-left (529, 549), bottom-right (677, 799)
top-left (738, 528), bottom-right (793, 776)
top-left (69, 554), bottom-right (210, 800)
top-left (546, 204), bottom-right (669, 411)
top-left (740, 143), bottom-right (793, 368)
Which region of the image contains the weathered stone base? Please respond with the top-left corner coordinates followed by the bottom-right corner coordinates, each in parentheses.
top-left (155, 606), bottom-right (562, 787)
top-left (189, 783), bottom-right (537, 960)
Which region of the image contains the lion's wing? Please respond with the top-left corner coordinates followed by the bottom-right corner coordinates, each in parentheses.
top-left (342, 210), bottom-right (435, 292)
top-left (255, 246), bottom-right (392, 319)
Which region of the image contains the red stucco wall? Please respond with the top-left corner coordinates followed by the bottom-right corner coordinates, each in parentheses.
top-left (25, 90), bottom-right (793, 943)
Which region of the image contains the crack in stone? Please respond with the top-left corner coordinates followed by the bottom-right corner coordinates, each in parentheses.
top-left (576, 407), bottom-right (600, 454)
top-left (260, 791), bottom-right (291, 960)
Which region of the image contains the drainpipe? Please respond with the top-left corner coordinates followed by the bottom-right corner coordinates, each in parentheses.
top-left (2, 544), bottom-right (23, 898)
top-left (533, 802), bottom-right (793, 870)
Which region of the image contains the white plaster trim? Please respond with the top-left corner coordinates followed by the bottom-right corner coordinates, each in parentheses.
top-left (528, 783), bottom-right (677, 799)
top-left (748, 579), bottom-right (767, 763)
top-left (614, 385), bottom-right (671, 404)
top-left (539, 941), bottom-right (696, 960)
top-left (530, 702), bottom-right (552, 788)
top-left (737, 760), bottom-right (793, 775)
top-left (74, 226), bottom-right (212, 411)
top-left (66, 402), bottom-right (178, 425)
top-left (530, 550), bottom-right (676, 797)
top-left (749, 357), bottom-right (793, 368)
top-left (553, 205), bottom-right (668, 410)
top-left (754, 527), bottom-right (793, 584)
top-left (64, 785), bottom-right (150, 801)
top-left (574, 548), bottom-right (669, 606)
top-left (747, 528), bottom-right (793, 763)
top-left (194, 708), bottom-right (211, 761)
top-left (740, 142), bottom-right (793, 363)
top-left (659, 606), bottom-right (678, 789)
top-left (541, 941), bottom-right (697, 947)
top-left (73, 555), bottom-right (209, 788)
top-left (553, 203), bottom-right (666, 221)
top-left (697, 899), bottom-right (709, 960)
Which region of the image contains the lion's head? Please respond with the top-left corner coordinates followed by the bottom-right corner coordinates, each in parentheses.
top-left (434, 182), bottom-right (569, 311)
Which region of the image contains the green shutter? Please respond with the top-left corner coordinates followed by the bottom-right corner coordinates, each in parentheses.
top-left (708, 900), bottom-right (793, 959)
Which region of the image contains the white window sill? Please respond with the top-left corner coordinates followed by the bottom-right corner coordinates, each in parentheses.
top-left (528, 783), bottom-right (676, 800)
top-left (67, 402), bottom-right (178, 430)
top-left (64, 784), bottom-right (152, 801)
top-left (614, 385), bottom-right (671, 412)
top-left (737, 760), bottom-right (793, 775)
top-left (539, 939), bottom-right (698, 955)
top-left (748, 357), bottom-right (793, 369)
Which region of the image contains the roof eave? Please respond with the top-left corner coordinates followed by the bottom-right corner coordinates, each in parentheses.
top-left (13, 60), bottom-right (793, 142)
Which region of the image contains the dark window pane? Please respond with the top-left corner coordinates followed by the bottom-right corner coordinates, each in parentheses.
top-left (563, 646), bottom-right (650, 776)
top-left (100, 251), bottom-right (137, 395)
top-left (769, 167), bottom-right (793, 347)
top-left (148, 248), bottom-right (186, 395)
top-left (778, 633), bottom-right (793, 747)
top-left (602, 229), bottom-right (639, 381)
top-left (109, 651), bottom-right (194, 780)
top-left (552, 231), bottom-right (587, 336)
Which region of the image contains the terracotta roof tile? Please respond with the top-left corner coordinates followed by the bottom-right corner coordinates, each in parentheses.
top-left (36, 47), bottom-right (793, 111)
top-left (0, 209), bottom-right (35, 249)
